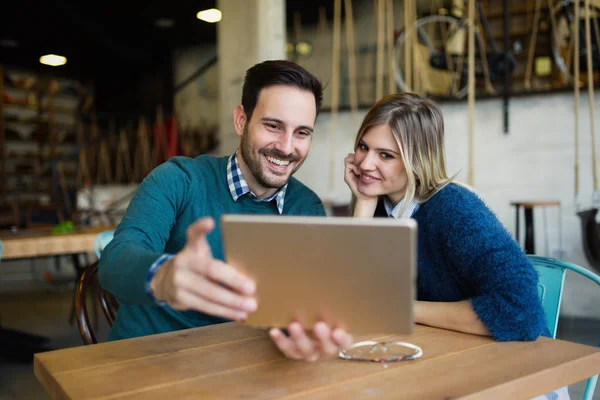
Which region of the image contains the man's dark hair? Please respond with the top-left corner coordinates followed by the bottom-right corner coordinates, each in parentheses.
top-left (241, 60), bottom-right (323, 122)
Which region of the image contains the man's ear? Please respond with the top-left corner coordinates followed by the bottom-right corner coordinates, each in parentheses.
top-left (233, 105), bottom-right (247, 138)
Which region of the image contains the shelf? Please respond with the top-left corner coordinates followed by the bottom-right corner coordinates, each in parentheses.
top-left (485, 6), bottom-right (551, 20)
top-left (6, 150), bottom-right (70, 161)
top-left (4, 115), bottom-right (75, 129)
top-left (4, 86), bottom-right (80, 100)
top-left (4, 101), bottom-right (75, 115)
top-left (492, 27), bottom-right (548, 41)
top-left (3, 75), bottom-right (81, 99)
top-left (515, 51), bottom-right (553, 60)
top-left (1, 65), bottom-right (88, 212)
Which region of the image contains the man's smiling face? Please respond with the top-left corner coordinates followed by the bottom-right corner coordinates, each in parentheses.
top-left (236, 84), bottom-right (316, 197)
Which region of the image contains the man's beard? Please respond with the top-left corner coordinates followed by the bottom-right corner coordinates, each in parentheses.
top-left (240, 124), bottom-right (303, 189)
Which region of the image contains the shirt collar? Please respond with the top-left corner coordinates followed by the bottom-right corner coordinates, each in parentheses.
top-left (384, 196), bottom-right (420, 219)
top-left (226, 150), bottom-right (287, 214)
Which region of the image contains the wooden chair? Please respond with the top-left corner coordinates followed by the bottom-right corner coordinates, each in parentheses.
top-left (75, 260), bottom-right (119, 345)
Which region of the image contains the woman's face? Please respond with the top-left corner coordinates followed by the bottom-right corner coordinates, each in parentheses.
top-left (353, 124), bottom-right (408, 205)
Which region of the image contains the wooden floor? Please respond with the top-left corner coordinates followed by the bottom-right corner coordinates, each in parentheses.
top-left (0, 261), bottom-right (598, 400)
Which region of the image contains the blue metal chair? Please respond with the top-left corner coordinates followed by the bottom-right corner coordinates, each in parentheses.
top-left (527, 255), bottom-right (600, 400)
top-left (93, 230), bottom-right (115, 259)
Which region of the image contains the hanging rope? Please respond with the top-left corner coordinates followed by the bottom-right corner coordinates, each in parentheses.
top-left (574, 0), bottom-right (581, 205)
top-left (412, 0), bottom-right (422, 96)
top-left (329, 0), bottom-right (342, 192)
top-left (594, 15), bottom-right (600, 60)
top-left (376, 0), bottom-right (385, 100)
top-left (475, 18), bottom-right (495, 94)
top-left (344, 0), bottom-right (358, 114)
top-left (403, 0), bottom-right (413, 93)
top-left (584, 0), bottom-right (598, 204)
top-left (525, 0), bottom-right (543, 90)
top-left (318, 6), bottom-right (328, 35)
top-left (294, 12), bottom-right (302, 46)
top-left (467, 0), bottom-right (476, 186)
top-left (386, 0), bottom-right (395, 94)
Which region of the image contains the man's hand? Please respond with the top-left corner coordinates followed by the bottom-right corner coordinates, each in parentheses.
top-left (269, 322), bottom-right (353, 362)
top-left (150, 217), bottom-right (257, 321)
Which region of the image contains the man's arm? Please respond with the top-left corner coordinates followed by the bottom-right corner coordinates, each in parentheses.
top-left (99, 160), bottom-right (259, 321)
top-left (98, 161), bottom-right (190, 305)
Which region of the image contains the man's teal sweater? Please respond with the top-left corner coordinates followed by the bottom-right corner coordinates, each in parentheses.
top-left (99, 155), bottom-right (325, 341)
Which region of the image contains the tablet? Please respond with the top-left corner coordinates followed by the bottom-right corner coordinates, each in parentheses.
top-left (220, 214), bottom-right (417, 335)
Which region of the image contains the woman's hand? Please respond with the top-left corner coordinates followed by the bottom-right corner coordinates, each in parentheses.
top-left (344, 153), bottom-right (363, 199)
top-left (344, 153), bottom-right (378, 217)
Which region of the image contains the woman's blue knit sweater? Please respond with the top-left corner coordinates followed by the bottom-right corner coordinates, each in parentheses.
top-left (377, 183), bottom-right (549, 341)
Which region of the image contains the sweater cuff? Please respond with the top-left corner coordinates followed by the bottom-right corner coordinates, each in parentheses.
top-left (470, 295), bottom-right (542, 342)
top-left (145, 254), bottom-right (175, 306)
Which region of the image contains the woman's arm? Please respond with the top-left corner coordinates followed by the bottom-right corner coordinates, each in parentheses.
top-left (415, 300), bottom-right (490, 336)
top-left (431, 188), bottom-right (548, 341)
top-left (353, 199), bottom-right (378, 217)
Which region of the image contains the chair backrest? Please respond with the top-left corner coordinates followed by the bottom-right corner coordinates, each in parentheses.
top-left (529, 257), bottom-right (567, 339)
top-left (94, 230), bottom-right (115, 259)
top-left (527, 255), bottom-right (600, 400)
top-left (75, 260), bottom-right (120, 345)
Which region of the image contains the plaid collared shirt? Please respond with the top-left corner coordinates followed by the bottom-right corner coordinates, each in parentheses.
top-left (227, 150), bottom-right (287, 214)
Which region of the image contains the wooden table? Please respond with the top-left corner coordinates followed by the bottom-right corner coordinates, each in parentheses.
top-left (34, 322), bottom-right (600, 399)
top-left (0, 225), bottom-right (115, 362)
top-left (0, 225), bottom-right (114, 260)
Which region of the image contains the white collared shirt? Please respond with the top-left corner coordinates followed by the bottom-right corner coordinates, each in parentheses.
top-left (383, 196), bottom-right (420, 219)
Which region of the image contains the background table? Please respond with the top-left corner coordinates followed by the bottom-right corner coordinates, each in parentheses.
top-left (0, 225), bottom-right (114, 362)
top-left (0, 225), bottom-right (114, 260)
top-left (35, 322), bottom-right (600, 399)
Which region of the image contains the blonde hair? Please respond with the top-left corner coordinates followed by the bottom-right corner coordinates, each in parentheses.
top-left (350, 93), bottom-right (454, 216)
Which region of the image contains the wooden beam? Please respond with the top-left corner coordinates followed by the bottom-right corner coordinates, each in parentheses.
top-left (376, 0), bottom-right (385, 99)
top-left (0, 66), bottom-right (5, 201)
top-left (344, 0), bottom-right (358, 113)
top-left (468, 0), bottom-right (475, 186)
top-left (329, 0), bottom-right (342, 191)
top-left (584, 0), bottom-right (598, 193)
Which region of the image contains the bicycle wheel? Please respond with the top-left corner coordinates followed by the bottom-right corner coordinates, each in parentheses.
top-left (551, 0), bottom-right (600, 83)
top-left (393, 14), bottom-right (477, 99)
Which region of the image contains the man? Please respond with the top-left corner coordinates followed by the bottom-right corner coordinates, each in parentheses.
top-left (99, 60), bottom-right (352, 362)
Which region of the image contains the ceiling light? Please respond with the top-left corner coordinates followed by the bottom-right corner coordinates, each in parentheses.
top-left (197, 8), bottom-right (222, 23)
top-left (40, 54), bottom-right (67, 67)
top-left (296, 42), bottom-right (312, 56)
top-left (155, 18), bottom-right (175, 28)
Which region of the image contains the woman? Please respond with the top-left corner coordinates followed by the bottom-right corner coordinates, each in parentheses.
top-left (343, 93), bottom-right (549, 342)
top-left (343, 93), bottom-right (571, 400)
